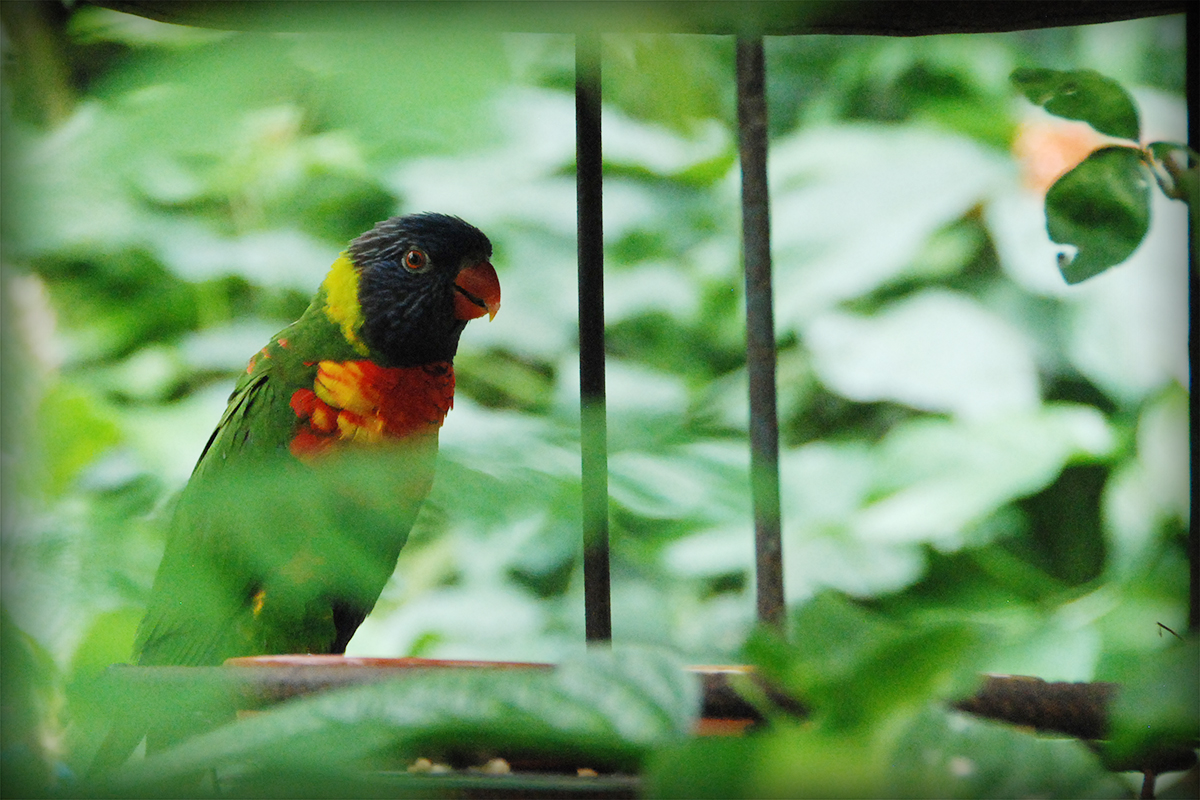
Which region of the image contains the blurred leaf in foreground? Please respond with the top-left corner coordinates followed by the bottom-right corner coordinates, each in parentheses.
top-left (745, 593), bottom-right (985, 733)
top-left (1101, 636), bottom-right (1199, 770)
top-left (1, 608), bottom-right (60, 798)
top-left (652, 597), bottom-right (1120, 799)
top-left (893, 705), bottom-right (1126, 799)
top-left (96, 646), bottom-right (696, 796)
top-left (648, 702), bottom-right (1124, 799)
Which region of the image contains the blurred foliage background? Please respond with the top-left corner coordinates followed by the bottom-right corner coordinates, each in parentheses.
top-left (0, 2), bottom-right (1192, 794)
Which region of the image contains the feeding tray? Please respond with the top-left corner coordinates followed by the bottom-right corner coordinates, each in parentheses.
top-left (223, 654), bottom-right (771, 729)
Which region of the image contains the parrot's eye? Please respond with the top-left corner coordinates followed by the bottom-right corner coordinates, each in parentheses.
top-left (402, 249), bottom-right (429, 272)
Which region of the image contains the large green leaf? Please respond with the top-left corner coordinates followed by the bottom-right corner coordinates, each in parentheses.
top-left (99, 647), bottom-right (697, 795)
top-left (1046, 146), bottom-right (1150, 284)
top-left (0, 608), bottom-right (60, 799)
top-left (645, 735), bottom-right (761, 800)
top-left (1100, 637), bottom-right (1199, 769)
top-left (649, 700), bottom-right (1126, 800)
top-left (893, 706), bottom-right (1126, 798)
top-left (745, 594), bottom-right (985, 732)
top-left (649, 724), bottom-right (892, 800)
top-left (1011, 68), bottom-right (1140, 141)
top-left (769, 125), bottom-right (1009, 324)
top-left (804, 289), bottom-right (1039, 418)
top-left (854, 404), bottom-right (1112, 547)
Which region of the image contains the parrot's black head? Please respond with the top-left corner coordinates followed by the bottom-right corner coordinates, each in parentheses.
top-left (350, 213), bottom-right (500, 368)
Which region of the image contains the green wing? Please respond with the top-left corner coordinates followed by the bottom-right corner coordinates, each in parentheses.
top-left (133, 290), bottom-right (444, 668)
top-left (91, 364), bottom-right (308, 770)
top-left (133, 364), bottom-right (301, 667)
top-left (133, 333), bottom-right (438, 667)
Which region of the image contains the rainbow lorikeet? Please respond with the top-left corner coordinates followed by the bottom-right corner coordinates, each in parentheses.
top-left (139, 212), bottom-right (499, 665)
top-left (93, 213), bottom-right (499, 768)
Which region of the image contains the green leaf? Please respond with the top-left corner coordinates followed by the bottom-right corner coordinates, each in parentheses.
top-left (645, 736), bottom-right (761, 800)
top-left (843, 405), bottom-right (1112, 554)
top-left (894, 706), bottom-right (1127, 798)
top-left (36, 381), bottom-right (123, 497)
top-left (805, 289), bottom-right (1039, 418)
top-left (1045, 146), bottom-right (1150, 284)
top-left (745, 594), bottom-right (985, 732)
top-left (1011, 68), bottom-right (1140, 141)
top-left (602, 35), bottom-right (733, 135)
top-left (652, 687), bottom-right (1126, 800)
top-left (1101, 637), bottom-right (1199, 769)
top-left (769, 126), bottom-right (1008, 324)
top-left (101, 647), bottom-right (697, 794)
top-left (1, 608), bottom-right (60, 799)
top-left (651, 725), bottom-right (892, 800)
top-left (64, 608), bottom-right (145, 774)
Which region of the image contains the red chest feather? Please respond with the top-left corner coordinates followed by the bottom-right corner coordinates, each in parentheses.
top-left (288, 360), bottom-right (454, 460)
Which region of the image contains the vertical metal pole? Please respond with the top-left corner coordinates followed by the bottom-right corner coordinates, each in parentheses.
top-left (576, 32), bottom-right (611, 644)
top-left (1186, 6), bottom-right (1198, 635)
top-left (736, 36), bottom-right (785, 630)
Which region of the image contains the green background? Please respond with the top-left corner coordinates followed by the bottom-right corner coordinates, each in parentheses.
top-left (0, 4), bottom-right (1191, 795)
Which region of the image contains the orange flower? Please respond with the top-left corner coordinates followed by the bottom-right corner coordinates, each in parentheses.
top-left (1012, 116), bottom-right (1108, 194)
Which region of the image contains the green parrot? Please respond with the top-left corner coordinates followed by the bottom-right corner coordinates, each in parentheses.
top-left (92, 212), bottom-right (500, 769)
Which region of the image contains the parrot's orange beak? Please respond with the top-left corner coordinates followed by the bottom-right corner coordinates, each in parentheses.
top-left (453, 260), bottom-right (501, 321)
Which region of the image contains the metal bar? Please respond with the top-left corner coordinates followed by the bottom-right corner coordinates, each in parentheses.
top-left (736, 36), bottom-right (785, 630)
top-left (87, 1), bottom-right (1188, 36)
top-left (1187, 5), bottom-right (1198, 635)
top-left (576, 32), bottom-right (611, 644)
